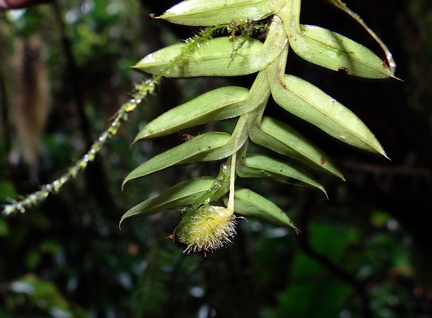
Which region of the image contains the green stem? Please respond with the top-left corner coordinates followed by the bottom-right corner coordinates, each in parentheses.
top-left (227, 152), bottom-right (237, 212)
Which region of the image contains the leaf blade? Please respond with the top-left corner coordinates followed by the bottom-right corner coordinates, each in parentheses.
top-left (325, 0), bottom-right (397, 75)
top-left (134, 18), bottom-right (288, 78)
top-left (226, 188), bottom-right (297, 228)
top-left (120, 177), bottom-right (216, 226)
top-left (248, 116), bottom-right (344, 179)
top-left (134, 37), bottom-right (266, 77)
top-left (123, 132), bottom-right (231, 186)
top-left (271, 73), bottom-right (387, 156)
top-left (237, 154), bottom-right (327, 194)
top-left (288, 25), bottom-right (394, 78)
top-left (158, 0), bottom-right (282, 26)
top-left (135, 86), bottom-right (249, 140)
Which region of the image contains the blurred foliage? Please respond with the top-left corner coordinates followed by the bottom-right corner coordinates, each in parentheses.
top-left (1, 0), bottom-right (432, 317)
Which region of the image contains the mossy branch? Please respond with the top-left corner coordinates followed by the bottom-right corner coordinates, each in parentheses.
top-left (2, 23), bottom-right (238, 216)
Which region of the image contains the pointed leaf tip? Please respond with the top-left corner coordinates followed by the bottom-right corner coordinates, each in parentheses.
top-left (227, 188), bottom-right (298, 229)
top-left (120, 177), bottom-right (217, 226)
top-left (123, 132), bottom-right (231, 187)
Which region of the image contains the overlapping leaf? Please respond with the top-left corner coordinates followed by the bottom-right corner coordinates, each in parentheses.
top-left (236, 154), bottom-right (326, 194)
top-left (287, 25), bottom-right (394, 78)
top-left (325, 0), bottom-right (397, 75)
top-left (225, 188), bottom-right (297, 228)
top-left (200, 116), bottom-right (249, 161)
top-left (122, 0), bottom-right (394, 234)
top-left (270, 71), bottom-right (387, 155)
top-left (284, 0), bottom-right (393, 78)
top-left (248, 116), bottom-right (344, 179)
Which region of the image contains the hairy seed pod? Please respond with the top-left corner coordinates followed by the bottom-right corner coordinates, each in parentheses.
top-left (174, 205), bottom-right (237, 253)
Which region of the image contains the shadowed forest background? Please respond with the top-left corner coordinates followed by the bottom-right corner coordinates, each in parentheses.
top-left (1, 0), bottom-right (432, 317)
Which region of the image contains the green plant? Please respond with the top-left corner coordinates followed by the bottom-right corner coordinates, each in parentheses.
top-left (3, 0), bottom-right (396, 253)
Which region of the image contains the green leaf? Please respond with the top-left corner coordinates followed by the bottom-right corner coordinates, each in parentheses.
top-left (325, 0), bottom-right (397, 75)
top-left (10, 274), bottom-right (74, 314)
top-left (157, 0), bottom-right (282, 26)
top-left (120, 177), bottom-right (216, 227)
top-left (287, 25), bottom-right (394, 78)
top-left (236, 154), bottom-right (327, 194)
top-left (136, 68), bottom-right (274, 141)
top-left (248, 116), bottom-right (344, 179)
top-left (134, 17), bottom-right (289, 79)
top-left (135, 86), bottom-right (249, 140)
top-left (270, 72), bottom-right (387, 156)
top-left (123, 132), bottom-right (231, 186)
top-left (283, 0), bottom-right (393, 78)
top-left (134, 37), bottom-right (266, 77)
top-left (0, 218), bottom-right (9, 236)
top-left (226, 188), bottom-right (297, 228)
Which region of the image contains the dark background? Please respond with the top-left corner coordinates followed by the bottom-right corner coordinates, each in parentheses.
top-left (1, 0), bottom-right (431, 317)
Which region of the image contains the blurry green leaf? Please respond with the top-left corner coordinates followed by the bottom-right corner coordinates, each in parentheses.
top-left (29, 210), bottom-right (52, 230)
top-left (270, 222), bottom-right (357, 317)
top-left (158, 0), bottom-right (281, 26)
top-left (370, 210), bottom-right (392, 227)
top-left (41, 240), bottom-right (61, 254)
top-left (120, 177), bottom-right (216, 226)
top-left (0, 181), bottom-right (16, 201)
top-left (25, 250), bottom-right (41, 270)
top-left (0, 218), bottom-right (9, 236)
top-left (135, 86), bottom-right (249, 139)
top-left (249, 116), bottom-right (344, 179)
top-left (274, 279), bottom-right (351, 317)
top-left (124, 132), bottom-right (231, 186)
top-left (237, 154), bottom-right (327, 194)
top-left (130, 247), bottom-right (185, 317)
top-left (8, 274), bottom-right (89, 317)
top-left (226, 188), bottom-right (297, 228)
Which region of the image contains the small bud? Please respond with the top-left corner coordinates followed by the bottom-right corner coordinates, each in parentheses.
top-left (174, 205), bottom-right (237, 253)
